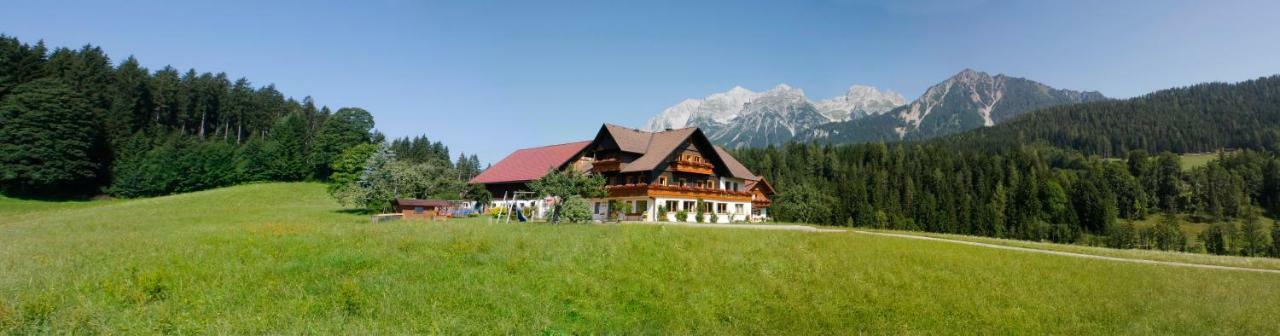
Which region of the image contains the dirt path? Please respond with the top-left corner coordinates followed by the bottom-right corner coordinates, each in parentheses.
top-left (618, 221), bottom-right (846, 232)
top-left (852, 230), bottom-right (1280, 275)
top-left (617, 221), bottom-right (1280, 274)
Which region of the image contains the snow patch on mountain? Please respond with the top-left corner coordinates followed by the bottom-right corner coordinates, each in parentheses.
top-left (642, 86), bottom-right (761, 131)
top-left (643, 83), bottom-right (905, 133)
top-left (814, 85), bottom-right (907, 121)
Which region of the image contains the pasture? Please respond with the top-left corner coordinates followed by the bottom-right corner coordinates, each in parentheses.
top-left (1, 183), bottom-right (1277, 334)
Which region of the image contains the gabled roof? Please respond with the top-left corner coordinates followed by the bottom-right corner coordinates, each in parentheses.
top-left (599, 124), bottom-right (755, 180)
top-left (470, 124), bottom-right (762, 185)
top-left (745, 178), bottom-right (775, 195)
top-left (712, 145), bottom-right (757, 180)
top-left (618, 127), bottom-right (697, 173)
top-left (467, 141), bottom-right (591, 184)
top-left (602, 124), bottom-right (655, 154)
top-left (392, 199), bottom-right (453, 207)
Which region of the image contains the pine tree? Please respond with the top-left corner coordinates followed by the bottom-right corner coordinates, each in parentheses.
top-left (264, 113), bottom-right (311, 180)
top-left (1201, 223), bottom-right (1228, 255)
top-left (0, 78), bottom-right (102, 196)
top-left (0, 35), bottom-right (48, 98)
top-left (1239, 211), bottom-right (1267, 256)
top-left (310, 107), bottom-right (374, 179)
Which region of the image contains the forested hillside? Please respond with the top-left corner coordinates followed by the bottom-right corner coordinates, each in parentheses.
top-left (736, 143), bottom-right (1280, 257)
top-left (735, 75), bottom-right (1280, 258)
top-left (944, 75), bottom-right (1280, 156)
top-left (0, 35), bottom-right (481, 198)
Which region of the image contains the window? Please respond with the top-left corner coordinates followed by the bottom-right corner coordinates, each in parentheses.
top-left (716, 203), bottom-right (727, 213)
top-left (735, 204), bottom-right (745, 214)
top-left (666, 200), bottom-right (678, 210)
top-left (636, 201), bottom-right (647, 213)
top-left (658, 176), bottom-right (667, 185)
top-left (414, 206), bottom-right (424, 214)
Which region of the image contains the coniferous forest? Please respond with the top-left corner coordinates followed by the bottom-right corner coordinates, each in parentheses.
top-left (736, 75), bottom-right (1280, 258)
top-left (0, 35), bottom-right (481, 199)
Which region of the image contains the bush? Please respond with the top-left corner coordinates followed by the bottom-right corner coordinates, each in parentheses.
top-left (675, 210), bottom-right (687, 222)
top-left (1150, 214), bottom-right (1186, 251)
top-left (1106, 220), bottom-right (1137, 249)
top-left (561, 196), bottom-right (592, 223)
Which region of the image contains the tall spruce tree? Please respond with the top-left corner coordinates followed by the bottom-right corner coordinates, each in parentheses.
top-left (264, 113), bottom-right (311, 180)
top-left (310, 107), bottom-right (374, 179)
top-left (0, 78), bottom-right (102, 196)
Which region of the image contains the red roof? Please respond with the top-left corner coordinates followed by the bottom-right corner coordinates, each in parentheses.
top-left (468, 141), bottom-right (591, 184)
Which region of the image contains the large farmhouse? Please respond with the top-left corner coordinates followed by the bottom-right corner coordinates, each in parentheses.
top-left (468, 124), bottom-right (775, 222)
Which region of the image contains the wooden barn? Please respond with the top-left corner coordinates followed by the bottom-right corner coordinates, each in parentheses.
top-left (391, 199), bottom-right (454, 220)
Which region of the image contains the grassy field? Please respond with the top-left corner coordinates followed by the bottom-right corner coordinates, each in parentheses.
top-left (0, 195), bottom-right (119, 218)
top-left (1179, 152), bottom-right (1220, 170)
top-left (884, 229), bottom-right (1280, 271)
top-left (3, 183), bottom-right (1280, 334)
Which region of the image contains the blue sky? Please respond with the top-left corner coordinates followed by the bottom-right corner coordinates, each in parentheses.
top-left (3, 0), bottom-right (1278, 163)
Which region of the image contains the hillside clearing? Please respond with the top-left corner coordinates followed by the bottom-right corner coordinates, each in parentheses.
top-left (1179, 152), bottom-right (1220, 171)
top-left (2, 183), bottom-right (1278, 334)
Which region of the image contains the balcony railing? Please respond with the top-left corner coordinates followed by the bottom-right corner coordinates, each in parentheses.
top-left (669, 159), bottom-right (714, 175)
top-left (605, 183), bottom-right (751, 202)
top-left (592, 158), bottom-right (621, 172)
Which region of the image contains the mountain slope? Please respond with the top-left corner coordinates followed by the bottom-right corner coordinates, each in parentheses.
top-left (941, 74), bottom-right (1280, 156)
top-left (642, 83), bottom-right (905, 148)
top-left (813, 85), bottom-right (907, 121)
top-left (643, 86), bottom-right (761, 131)
top-left (802, 69), bottom-right (1107, 144)
top-left (704, 85), bottom-right (832, 148)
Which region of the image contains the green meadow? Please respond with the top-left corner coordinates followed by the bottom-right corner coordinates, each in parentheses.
top-left (1179, 152), bottom-right (1221, 171)
top-left (2, 183), bottom-right (1278, 334)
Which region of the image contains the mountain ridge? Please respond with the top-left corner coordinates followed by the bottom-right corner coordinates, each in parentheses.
top-left (640, 69), bottom-right (1106, 149)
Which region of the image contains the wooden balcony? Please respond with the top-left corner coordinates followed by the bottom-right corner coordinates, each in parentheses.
top-left (592, 158), bottom-right (621, 172)
top-left (605, 183), bottom-right (752, 202)
top-left (669, 159), bottom-right (714, 175)
top-left (752, 198), bottom-right (772, 208)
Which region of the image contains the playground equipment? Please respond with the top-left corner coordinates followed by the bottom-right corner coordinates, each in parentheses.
top-left (492, 191), bottom-right (537, 223)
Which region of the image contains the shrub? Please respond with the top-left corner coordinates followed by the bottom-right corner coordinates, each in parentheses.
top-left (561, 196), bottom-right (592, 223)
